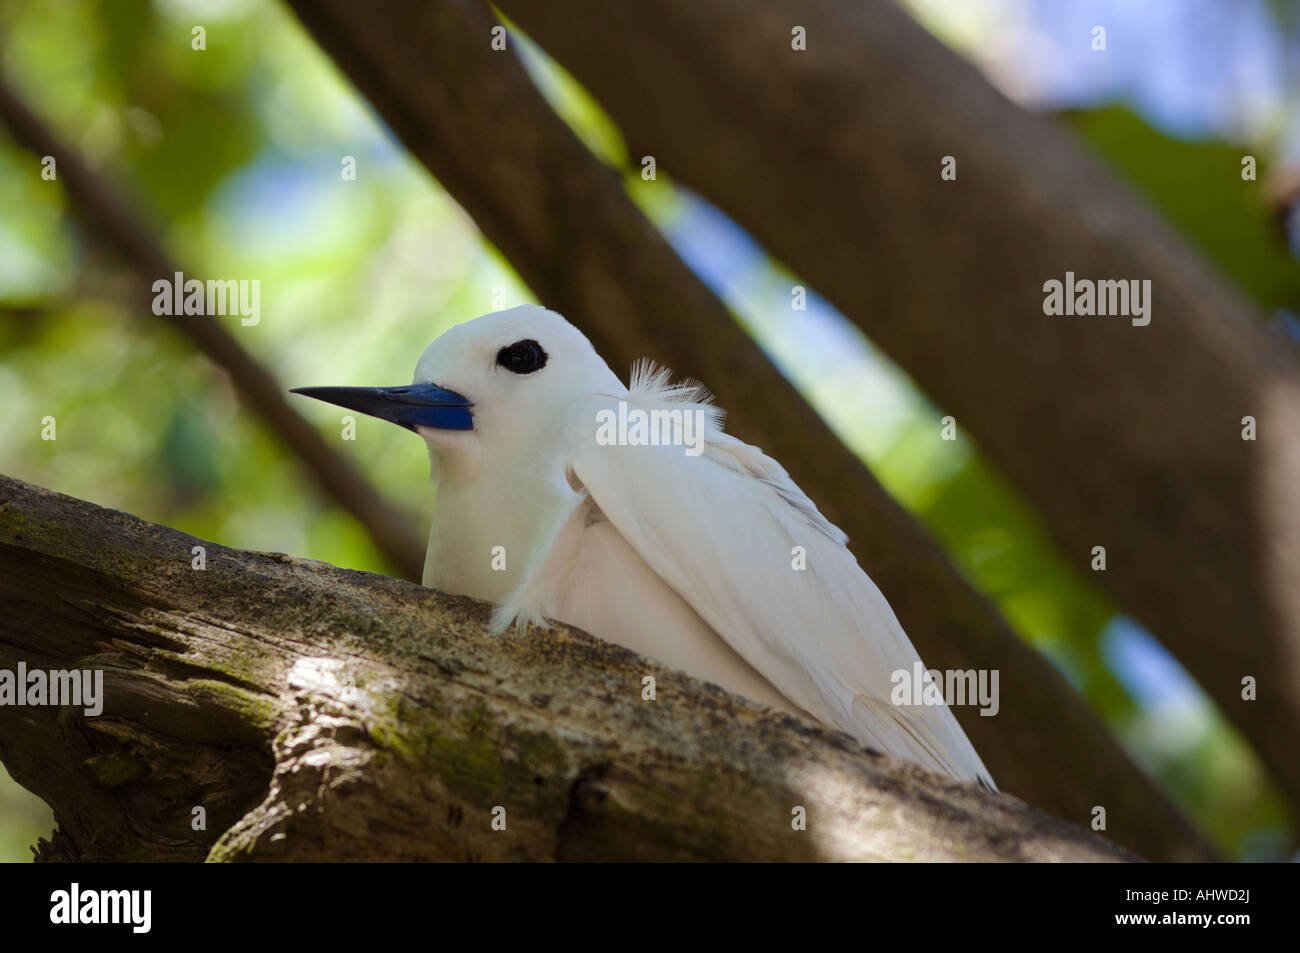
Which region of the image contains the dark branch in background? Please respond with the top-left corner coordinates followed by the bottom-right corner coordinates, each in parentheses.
top-left (283, 0), bottom-right (1215, 860)
top-left (0, 77), bottom-right (426, 580)
top-left (494, 0), bottom-right (1300, 820)
top-left (0, 474), bottom-right (1136, 862)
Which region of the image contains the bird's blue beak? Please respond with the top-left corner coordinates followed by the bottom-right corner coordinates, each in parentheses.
top-left (290, 383), bottom-right (474, 431)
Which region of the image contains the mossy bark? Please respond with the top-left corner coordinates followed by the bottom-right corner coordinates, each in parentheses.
top-left (0, 474), bottom-right (1133, 862)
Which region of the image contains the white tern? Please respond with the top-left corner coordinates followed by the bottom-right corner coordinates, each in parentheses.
top-left (293, 305), bottom-right (996, 789)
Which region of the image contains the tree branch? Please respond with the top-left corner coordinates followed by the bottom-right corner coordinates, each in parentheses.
top-left (280, 0), bottom-right (1215, 861)
top-left (491, 0), bottom-right (1300, 815)
top-left (0, 473), bottom-right (1136, 862)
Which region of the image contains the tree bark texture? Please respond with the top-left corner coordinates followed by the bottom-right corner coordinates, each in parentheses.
top-left (0, 474), bottom-right (1135, 862)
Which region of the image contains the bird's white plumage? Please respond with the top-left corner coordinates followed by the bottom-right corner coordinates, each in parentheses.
top-left (414, 306), bottom-right (995, 789)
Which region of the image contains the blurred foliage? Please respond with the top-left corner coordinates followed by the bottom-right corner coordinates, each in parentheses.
top-left (1068, 104), bottom-right (1300, 313)
top-left (0, 0), bottom-right (1294, 861)
top-left (0, 764), bottom-right (51, 862)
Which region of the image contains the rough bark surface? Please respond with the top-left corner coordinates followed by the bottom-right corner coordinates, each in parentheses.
top-left (493, 0), bottom-right (1300, 815)
top-left (280, 0), bottom-right (1215, 861)
top-left (0, 474), bottom-right (1136, 862)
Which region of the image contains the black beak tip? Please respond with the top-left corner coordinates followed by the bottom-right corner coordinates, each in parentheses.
top-left (288, 383), bottom-right (475, 432)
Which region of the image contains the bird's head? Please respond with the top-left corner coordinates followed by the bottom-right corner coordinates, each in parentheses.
top-left (292, 305), bottom-right (620, 481)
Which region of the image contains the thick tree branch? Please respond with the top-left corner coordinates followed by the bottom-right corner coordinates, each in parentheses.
top-left (0, 473), bottom-right (1134, 862)
top-left (491, 0), bottom-right (1300, 815)
top-left (281, 0), bottom-right (1214, 860)
top-left (0, 78), bottom-right (426, 580)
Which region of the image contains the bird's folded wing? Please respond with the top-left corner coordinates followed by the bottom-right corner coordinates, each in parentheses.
top-left (527, 368), bottom-right (995, 789)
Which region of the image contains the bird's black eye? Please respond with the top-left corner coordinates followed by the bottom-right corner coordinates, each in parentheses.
top-left (496, 338), bottom-right (547, 375)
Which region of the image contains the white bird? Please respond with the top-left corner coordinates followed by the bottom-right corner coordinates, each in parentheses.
top-left (293, 305), bottom-right (996, 789)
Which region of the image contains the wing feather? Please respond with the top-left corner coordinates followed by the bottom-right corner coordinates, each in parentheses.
top-left (502, 364), bottom-right (996, 789)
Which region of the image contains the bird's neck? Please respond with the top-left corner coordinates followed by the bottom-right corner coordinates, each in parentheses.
top-left (422, 456), bottom-right (576, 604)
